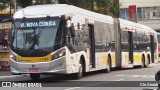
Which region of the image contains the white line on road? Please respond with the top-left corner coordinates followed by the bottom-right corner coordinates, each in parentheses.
top-left (113, 79), bottom-right (125, 81)
top-left (0, 74), bottom-right (29, 79)
top-left (116, 74), bottom-right (128, 77)
top-left (65, 87), bottom-right (81, 90)
top-left (0, 75), bottom-right (20, 79)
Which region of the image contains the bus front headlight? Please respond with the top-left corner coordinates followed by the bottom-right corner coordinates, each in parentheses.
top-left (10, 54), bottom-right (16, 61)
top-left (52, 49), bottom-right (66, 60)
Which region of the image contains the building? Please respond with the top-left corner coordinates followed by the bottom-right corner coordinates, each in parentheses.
top-left (120, 0), bottom-right (160, 32)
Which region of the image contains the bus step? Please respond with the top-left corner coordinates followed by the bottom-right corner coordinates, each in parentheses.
top-left (128, 64), bottom-right (133, 68)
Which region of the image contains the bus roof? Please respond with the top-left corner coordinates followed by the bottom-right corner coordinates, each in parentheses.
top-left (13, 4), bottom-right (113, 23)
top-left (119, 18), bottom-right (156, 34)
top-left (13, 4), bottom-right (156, 34)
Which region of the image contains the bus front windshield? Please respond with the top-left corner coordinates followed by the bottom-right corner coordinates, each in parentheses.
top-left (13, 27), bottom-right (60, 49)
top-left (11, 18), bottom-right (64, 57)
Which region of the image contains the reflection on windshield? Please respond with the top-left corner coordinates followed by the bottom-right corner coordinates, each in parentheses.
top-left (13, 27), bottom-right (59, 49)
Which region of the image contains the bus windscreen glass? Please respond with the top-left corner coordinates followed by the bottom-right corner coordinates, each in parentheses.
top-left (11, 18), bottom-right (64, 57)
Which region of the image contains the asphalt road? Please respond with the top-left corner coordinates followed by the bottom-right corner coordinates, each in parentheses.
top-left (0, 63), bottom-right (160, 90)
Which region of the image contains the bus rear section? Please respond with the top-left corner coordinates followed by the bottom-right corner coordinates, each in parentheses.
top-left (157, 32), bottom-right (160, 59)
top-left (118, 18), bottom-right (158, 68)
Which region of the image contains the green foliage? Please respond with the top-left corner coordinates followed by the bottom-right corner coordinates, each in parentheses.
top-left (58, 0), bottom-right (66, 4)
top-left (17, 0), bottom-right (54, 8)
top-left (58, 0), bottom-right (119, 18)
top-left (34, 0), bottom-right (53, 5)
top-left (2, 0), bottom-right (119, 18)
top-left (17, 0), bottom-right (32, 8)
top-left (0, 0), bottom-right (10, 10)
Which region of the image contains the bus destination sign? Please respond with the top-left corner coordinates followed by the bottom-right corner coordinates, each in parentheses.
top-left (20, 21), bottom-right (56, 28)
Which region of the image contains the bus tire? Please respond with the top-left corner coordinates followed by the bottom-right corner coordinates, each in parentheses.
top-left (73, 60), bottom-right (83, 79)
top-left (30, 74), bottom-right (40, 81)
top-left (141, 56), bottom-right (145, 68)
top-left (103, 57), bottom-right (111, 73)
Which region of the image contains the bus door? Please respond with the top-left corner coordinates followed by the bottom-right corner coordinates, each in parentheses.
top-left (150, 35), bottom-right (154, 63)
top-left (128, 32), bottom-right (133, 64)
top-left (88, 24), bottom-right (95, 68)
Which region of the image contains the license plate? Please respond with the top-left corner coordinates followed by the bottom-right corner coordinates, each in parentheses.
top-left (29, 68), bottom-right (39, 72)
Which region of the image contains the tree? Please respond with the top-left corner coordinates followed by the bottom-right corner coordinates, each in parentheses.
top-left (0, 0), bottom-right (10, 10)
top-left (58, 0), bottom-right (67, 4)
top-left (17, 0), bottom-right (32, 8)
top-left (110, 0), bottom-right (120, 18)
top-left (34, 0), bottom-right (53, 5)
top-left (86, 0), bottom-right (120, 18)
top-left (58, 0), bottom-right (80, 6)
top-left (15, 0), bottom-right (119, 17)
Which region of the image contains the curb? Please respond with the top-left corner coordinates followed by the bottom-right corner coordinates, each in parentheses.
top-left (0, 74), bottom-right (29, 80)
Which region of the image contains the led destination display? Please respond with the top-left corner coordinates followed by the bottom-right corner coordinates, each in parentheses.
top-left (14, 18), bottom-right (60, 28)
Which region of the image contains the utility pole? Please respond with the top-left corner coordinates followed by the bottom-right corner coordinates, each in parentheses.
top-left (13, 0), bottom-right (16, 12)
top-left (10, 0), bottom-right (12, 19)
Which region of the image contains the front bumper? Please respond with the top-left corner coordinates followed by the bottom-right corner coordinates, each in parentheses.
top-left (9, 56), bottom-right (67, 74)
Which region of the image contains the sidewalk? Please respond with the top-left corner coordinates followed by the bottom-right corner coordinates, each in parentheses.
top-left (0, 71), bottom-right (11, 76)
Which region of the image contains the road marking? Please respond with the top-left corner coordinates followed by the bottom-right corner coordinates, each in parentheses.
top-left (0, 74), bottom-right (29, 79)
top-left (113, 79), bottom-right (125, 81)
top-left (116, 74), bottom-right (154, 78)
top-left (116, 74), bottom-right (128, 77)
top-left (0, 75), bottom-right (19, 79)
top-left (65, 87), bottom-right (81, 90)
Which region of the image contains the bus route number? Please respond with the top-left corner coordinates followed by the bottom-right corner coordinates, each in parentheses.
top-left (39, 57), bottom-right (49, 62)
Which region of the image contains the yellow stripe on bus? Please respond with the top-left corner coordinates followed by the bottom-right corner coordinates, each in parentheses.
top-left (16, 54), bottom-right (52, 63)
top-left (133, 55), bottom-right (141, 63)
top-left (125, 54), bottom-right (142, 63)
top-left (102, 56), bottom-right (108, 64)
top-left (111, 54), bottom-right (115, 64)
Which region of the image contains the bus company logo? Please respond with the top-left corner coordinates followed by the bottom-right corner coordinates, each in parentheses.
top-left (18, 57), bottom-right (22, 62)
top-left (2, 82), bottom-right (12, 87)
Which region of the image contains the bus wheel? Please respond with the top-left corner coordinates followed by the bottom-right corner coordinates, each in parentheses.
top-left (73, 61), bottom-right (83, 79)
top-left (30, 74), bottom-right (40, 81)
top-left (141, 56), bottom-right (145, 68)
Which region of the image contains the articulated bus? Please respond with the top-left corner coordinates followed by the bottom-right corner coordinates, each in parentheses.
top-left (9, 4), bottom-right (158, 80)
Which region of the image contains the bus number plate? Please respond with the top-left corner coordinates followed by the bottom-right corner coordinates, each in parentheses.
top-left (29, 68), bottom-right (38, 72)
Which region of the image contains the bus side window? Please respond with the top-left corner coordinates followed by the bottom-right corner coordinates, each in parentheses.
top-left (66, 28), bottom-right (75, 45)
